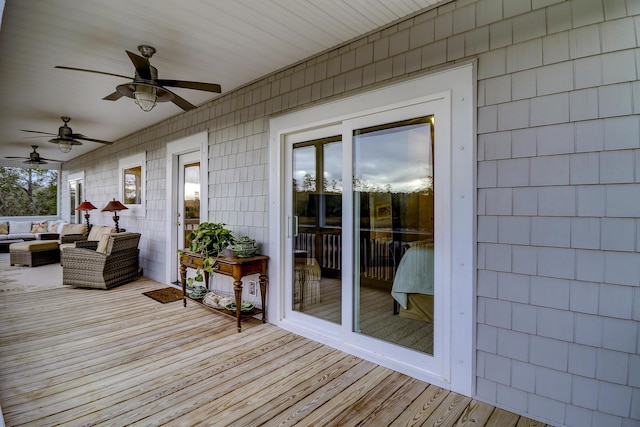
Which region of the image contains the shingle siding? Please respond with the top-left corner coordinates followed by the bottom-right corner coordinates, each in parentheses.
top-left (59, 0), bottom-right (639, 425)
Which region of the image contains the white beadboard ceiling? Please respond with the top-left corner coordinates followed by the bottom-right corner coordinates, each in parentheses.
top-left (0, 0), bottom-right (447, 166)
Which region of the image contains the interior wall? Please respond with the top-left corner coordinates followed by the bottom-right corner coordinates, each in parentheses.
top-left (61, 1), bottom-right (640, 425)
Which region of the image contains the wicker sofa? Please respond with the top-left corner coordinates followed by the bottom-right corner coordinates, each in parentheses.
top-left (0, 219), bottom-right (67, 252)
top-left (62, 232), bottom-right (141, 289)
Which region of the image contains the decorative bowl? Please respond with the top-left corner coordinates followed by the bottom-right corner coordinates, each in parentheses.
top-left (189, 286), bottom-right (208, 299)
top-left (225, 301), bottom-right (256, 313)
top-left (230, 236), bottom-right (258, 258)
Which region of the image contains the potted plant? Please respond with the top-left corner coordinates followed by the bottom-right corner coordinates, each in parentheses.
top-left (181, 222), bottom-right (234, 288)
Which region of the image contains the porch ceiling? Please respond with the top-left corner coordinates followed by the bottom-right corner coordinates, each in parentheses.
top-left (0, 0), bottom-right (447, 166)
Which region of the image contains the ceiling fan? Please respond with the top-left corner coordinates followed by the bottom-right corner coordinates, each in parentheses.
top-left (4, 145), bottom-right (63, 167)
top-left (21, 116), bottom-right (112, 153)
top-left (55, 45), bottom-right (222, 112)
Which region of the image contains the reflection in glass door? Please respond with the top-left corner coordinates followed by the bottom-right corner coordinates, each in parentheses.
top-left (292, 136), bottom-right (342, 324)
top-left (182, 162), bottom-right (200, 248)
top-left (353, 117), bottom-right (434, 355)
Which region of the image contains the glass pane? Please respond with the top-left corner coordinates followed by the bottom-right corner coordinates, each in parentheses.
top-left (292, 137), bottom-right (342, 324)
top-left (353, 117), bottom-right (434, 355)
top-left (69, 180), bottom-right (83, 224)
top-left (123, 166), bottom-right (142, 204)
top-left (183, 162), bottom-right (200, 248)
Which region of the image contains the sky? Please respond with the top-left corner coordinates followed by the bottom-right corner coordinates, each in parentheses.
top-left (294, 122), bottom-right (433, 194)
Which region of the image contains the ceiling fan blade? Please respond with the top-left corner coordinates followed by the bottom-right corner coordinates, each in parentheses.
top-left (103, 91), bottom-right (123, 101)
top-left (21, 129), bottom-right (58, 136)
top-left (40, 157), bottom-right (64, 162)
top-left (163, 88), bottom-right (196, 111)
top-left (157, 80), bottom-right (222, 93)
top-left (55, 65), bottom-right (130, 80)
top-left (5, 156), bottom-right (29, 159)
top-left (71, 134), bottom-right (113, 145)
top-left (126, 50), bottom-right (151, 80)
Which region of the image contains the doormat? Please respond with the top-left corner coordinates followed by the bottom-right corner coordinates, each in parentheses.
top-left (143, 287), bottom-right (183, 304)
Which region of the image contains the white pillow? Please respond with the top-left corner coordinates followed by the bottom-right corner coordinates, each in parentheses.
top-left (9, 221), bottom-right (32, 233)
top-left (48, 220), bottom-right (64, 233)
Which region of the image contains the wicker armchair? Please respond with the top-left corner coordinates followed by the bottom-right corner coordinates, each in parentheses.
top-left (62, 232), bottom-right (141, 289)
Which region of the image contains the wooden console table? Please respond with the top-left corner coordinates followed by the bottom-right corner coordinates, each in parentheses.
top-left (179, 251), bottom-right (269, 332)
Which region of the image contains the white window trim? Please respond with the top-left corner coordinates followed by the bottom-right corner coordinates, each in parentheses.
top-left (269, 62), bottom-right (476, 395)
top-left (118, 152), bottom-right (146, 217)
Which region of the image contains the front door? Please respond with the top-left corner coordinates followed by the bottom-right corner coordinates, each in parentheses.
top-left (165, 132), bottom-right (208, 286)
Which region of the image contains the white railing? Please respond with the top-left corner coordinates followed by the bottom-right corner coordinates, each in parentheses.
top-left (296, 232), bottom-right (399, 281)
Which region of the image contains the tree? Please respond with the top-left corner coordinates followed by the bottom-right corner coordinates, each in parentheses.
top-left (0, 167), bottom-right (58, 216)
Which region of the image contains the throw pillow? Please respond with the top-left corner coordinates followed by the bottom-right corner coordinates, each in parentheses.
top-left (9, 221), bottom-right (32, 233)
top-left (96, 234), bottom-right (112, 254)
top-left (0, 222), bottom-right (7, 235)
top-left (31, 221), bottom-right (48, 233)
top-left (88, 225), bottom-right (116, 241)
top-left (47, 220), bottom-right (64, 233)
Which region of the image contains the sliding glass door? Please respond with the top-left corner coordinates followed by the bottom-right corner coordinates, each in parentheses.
top-left (275, 65), bottom-right (474, 389)
top-left (283, 97), bottom-right (448, 378)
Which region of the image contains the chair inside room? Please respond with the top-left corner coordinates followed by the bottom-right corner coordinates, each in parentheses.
top-left (62, 232), bottom-right (141, 289)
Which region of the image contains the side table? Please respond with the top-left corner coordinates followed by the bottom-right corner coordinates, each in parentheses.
top-left (179, 251), bottom-right (269, 332)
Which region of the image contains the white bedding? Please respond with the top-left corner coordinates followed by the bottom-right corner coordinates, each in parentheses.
top-left (390, 243), bottom-right (434, 309)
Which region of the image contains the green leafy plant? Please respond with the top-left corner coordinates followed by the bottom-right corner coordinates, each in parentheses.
top-left (180, 222), bottom-right (234, 287)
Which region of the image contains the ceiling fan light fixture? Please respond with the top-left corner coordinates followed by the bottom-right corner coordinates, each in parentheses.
top-left (133, 84), bottom-right (157, 112)
top-left (24, 159), bottom-right (42, 168)
top-left (58, 140), bottom-right (73, 153)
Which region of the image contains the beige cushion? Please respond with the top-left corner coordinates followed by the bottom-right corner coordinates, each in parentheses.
top-left (60, 223), bottom-right (86, 237)
top-left (96, 234), bottom-right (112, 254)
top-left (87, 225), bottom-right (116, 241)
top-left (10, 240), bottom-right (59, 252)
top-left (0, 222), bottom-right (7, 235)
top-left (59, 243), bottom-right (75, 252)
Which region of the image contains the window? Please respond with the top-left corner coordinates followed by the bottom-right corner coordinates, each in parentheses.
top-left (123, 165), bottom-right (142, 204)
top-left (118, 153), bottom-right (146, 217)
top-left (0, 167), bottom-right (58, 216)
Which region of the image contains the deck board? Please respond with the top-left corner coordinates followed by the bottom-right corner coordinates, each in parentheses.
top-left (0, 267), bottom-right (548, 426)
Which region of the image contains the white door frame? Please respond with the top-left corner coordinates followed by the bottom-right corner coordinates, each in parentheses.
top-left (269, 63), bottom-right (475, 394)
top-left (165, 131), bottom-right (209, 285)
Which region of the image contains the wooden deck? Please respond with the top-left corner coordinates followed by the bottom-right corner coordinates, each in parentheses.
top-left (0, 274), bottom-right (548, 426)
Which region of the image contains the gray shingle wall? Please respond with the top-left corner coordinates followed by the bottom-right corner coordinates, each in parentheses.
top-left (474, 0), bottom-right (640, 425)
top-left (60, 0), bottom-right (639, 424)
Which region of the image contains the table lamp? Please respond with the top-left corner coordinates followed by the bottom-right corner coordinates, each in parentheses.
top-left (102, 198), bottom-right (128, 232)
top-left (75, 200), bottom-right (97, 231)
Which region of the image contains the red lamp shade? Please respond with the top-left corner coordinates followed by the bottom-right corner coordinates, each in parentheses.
top-left (75, 200), bottom-right (97, 211)
top-left (74, 200), bottom-right (97, 231)
top-left (101, 199), bottom-right (128, 212)
top-left (102, 198), bottom-right (128, 232)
